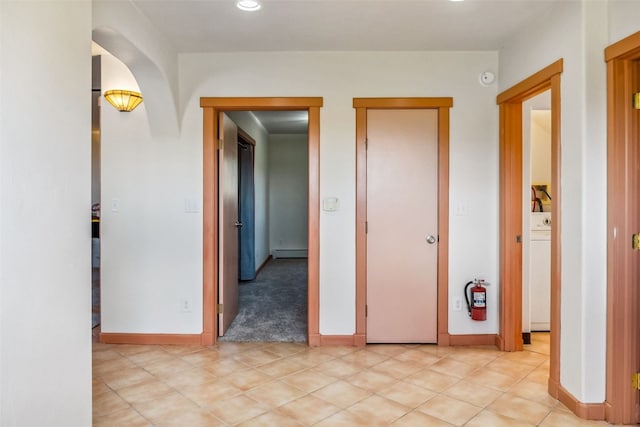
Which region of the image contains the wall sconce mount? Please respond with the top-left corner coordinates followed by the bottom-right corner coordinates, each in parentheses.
top-left (104, 90), bottom-right (143, 112)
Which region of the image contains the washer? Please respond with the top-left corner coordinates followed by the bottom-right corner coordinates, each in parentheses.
top-left (530, 212), bottom-right (551, 331)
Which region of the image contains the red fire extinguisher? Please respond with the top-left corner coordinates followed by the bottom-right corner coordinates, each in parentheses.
top-left (465, 279), bottom-right (488, 321)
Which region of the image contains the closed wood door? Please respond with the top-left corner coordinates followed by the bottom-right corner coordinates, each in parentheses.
top-left (366, 109), bottom-right (438, 343)
top-left (219, 113), bottom-right (239, 336)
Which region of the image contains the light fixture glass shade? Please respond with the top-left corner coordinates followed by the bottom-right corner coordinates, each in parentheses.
top-left (104, 90), bottom-right (143, 112)
top-left (236, 0), bottom-right (261, 11)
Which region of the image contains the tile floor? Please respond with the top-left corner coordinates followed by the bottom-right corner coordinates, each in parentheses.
top-left (93, 333), bottom-right (611, 426)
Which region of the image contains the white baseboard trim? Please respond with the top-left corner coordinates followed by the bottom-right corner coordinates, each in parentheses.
top-left (272, 249), bottom-right (308, 259)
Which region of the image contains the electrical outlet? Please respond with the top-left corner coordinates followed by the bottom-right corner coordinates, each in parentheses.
top-left (453, 296), bottom-right (462, 311)
top-left (181, 298), bottom-right (192, 313)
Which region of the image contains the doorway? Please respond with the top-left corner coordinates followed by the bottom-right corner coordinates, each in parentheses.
top-left (354, 98), bottom-right (452, 345)
top-left (217, 110), bottom-right (309, 342)
top-left (497, 60), bottom-right (562, 401)
top-left (522, 90), bottom-right (552, 345)
top-left (200, 97), bottom-right (323, 346)
top-left (604, 31), bottom-right (640, 425)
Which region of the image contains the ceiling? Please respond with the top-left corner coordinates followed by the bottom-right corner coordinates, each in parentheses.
top-left (132, 0), bottom-right (561, 53)
top-left (113, 1), bottom-right (562, 134)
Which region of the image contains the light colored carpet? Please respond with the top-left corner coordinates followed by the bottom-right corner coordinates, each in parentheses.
top-left (219, 258), bottom-right (307, 342)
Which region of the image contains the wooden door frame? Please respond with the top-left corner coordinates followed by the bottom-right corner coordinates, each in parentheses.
top-left (604, 31), bottom-right (640, 425)
top-left (497, 60), bottom-right (562, 396)
top-left (200, 97), bottom-right (323, 346)
top-left (353, 98), bottom-right (452, 346)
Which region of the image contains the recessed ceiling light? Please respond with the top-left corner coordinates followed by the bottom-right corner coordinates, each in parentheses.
top-left (236, 0), bottom-right (261, 11)
top-left (449, 0), bottom-right (464, 2)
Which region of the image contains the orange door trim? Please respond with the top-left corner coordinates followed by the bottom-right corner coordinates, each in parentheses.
top-left (200, 97), bottom-right (323, 346)
top-left (354, 97), bottom-right (452, 346)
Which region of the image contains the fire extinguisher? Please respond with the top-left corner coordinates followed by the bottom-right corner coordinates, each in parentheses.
top-left (464, 279), bottom-right (488, 321)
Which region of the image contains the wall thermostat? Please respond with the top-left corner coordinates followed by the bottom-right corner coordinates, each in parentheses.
top-left (479, 71), bottom-right (496, 86)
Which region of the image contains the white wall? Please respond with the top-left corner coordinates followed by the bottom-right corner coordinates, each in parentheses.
top-left (186, 51), bottom-right (502, 335)
top-left (226, 111), bottom-right (270, 269)
top-left (100, 51), bottom-right (203, 333)
top-left (499, 0), bottom-right (609, 404)
top-left (98, 47), bottom-right (501, 337)
top-left (0, 2), bottom-right (92, 426)
top-left (269, 134), bottom-right (308, 254)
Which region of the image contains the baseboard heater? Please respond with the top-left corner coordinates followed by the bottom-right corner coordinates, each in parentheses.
top-left (272, 249), bottom-right (308, 259)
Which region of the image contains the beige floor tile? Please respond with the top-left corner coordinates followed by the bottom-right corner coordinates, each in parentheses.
top-left (486, 357), bottom-right (536, 380)
top-left (417, 394), bottom-right (482, 426)
top-left (405, 368), bottom-right (460, 392)
top-left (312, 358), bottom-right (363, 378)
top-left (285, 351), bottom-right (336, 368)
top-left (311, 380), bottom-right (372, 408)
top-left (393, 349), bottom-right (442, 366)
top-left (367, 344), bottom-right (414, 357)
top-left (204, 357), bottom-right (251, 377)
top-left (246, 379), bottom-right (308, 408)
top-left (313, 345), bottom-right (360, 358)
top-left (93, 407), bottom-right (151, 427)
top-left (538, 408), bottom-right (610, 426)
top-left (508, 378), bottom-right (559, 407)
top-left (142, 357), bottom-right (195, 379)
top-left (237, 410), bottom-right (305, 427)
top-left (377, 380), bottom-right (437, 408)
top-left (160, 344), bottom-right (204, 356)
top-left (178, 379), bottom-right (243, 406)
top-left (525, 365), bottom-right (551, 385)
top-left (262, 342), bottom-right (308, 358)
top-left (500, 348), bottom-right (549, 366)
top-left (132, 392), bottom-right (201, 422)
top-left (257, 358), bottom-right (307, 378)
top-left (99, 367), bottom-right (156, 391)
top-left (208, 394), bottom-right (270, 425)
top-left (180, 348), bottom-right (223, 367)
top-left (487, 393), bottom-right (551, 425)
top-left (112, 344), bottom-right (157, 356)
top-left (276, 395), bottom-right (341, 426)
top-left (465, 409), bottom-right (535, 427)
top-left (215, 341), bottom-right (266, 356)
top-left (151, 408), bottom-right (226, 427)
top-left (232, 348), bottom-right (283, 367)
top-left (93, 377), bottom-right (111, 397)
top-left (416, 345), bottom-right (457, 357)
top-left (281, 368), bottom-right (337, 393)
top-left (93, 349), bottom-right (123, 363)
top-left (126, 348), bottom-right (174, 366)
top-left (345, 369), bottom-right (397, 392)
top-left (93, 390), bottom-right (131, 417)
top-left (391, 410), bottom-right (455, 426)
top-left (340, 349), bottom-right (389, 368)
top-left (467, 367), bottom-right (521, 391)
top-left (160, 367), bottom-right (217, 389)
top-left (347, 395), bottom-right (410, 425)
top-left (93, 355), bottom-right (137, 376)
top-left (428, 357), bottom-right (477, 379)
top-left (447, 349), bottom-right (499, 367)
top-left (313, 409), bottom-right (370, 427)
top-left (372, 358), bottom-right (427, 379)
top-left (116, 379), bottom-right (174, 405)
top-left (226, 367), bottom-right (274, 391)
top-left (443, 381), bottom-right (502, 408)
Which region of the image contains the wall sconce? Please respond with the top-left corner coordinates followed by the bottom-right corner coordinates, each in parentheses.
top-left (634, 92), bottom-right (640, 110)
top-left (104, 90), bottom-right (143, 112)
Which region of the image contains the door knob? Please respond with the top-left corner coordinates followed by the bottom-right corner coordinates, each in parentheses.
top-left (426, 235), bottom-right (436, 244)
top-left (234, 221), bottom-right (243, 228)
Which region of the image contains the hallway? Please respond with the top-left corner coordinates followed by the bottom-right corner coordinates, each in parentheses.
top-left (92, 333), bottom-right (609, 426)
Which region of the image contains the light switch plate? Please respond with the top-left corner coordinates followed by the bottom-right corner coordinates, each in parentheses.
top-left (323, 197), bottom-right (339, 212)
